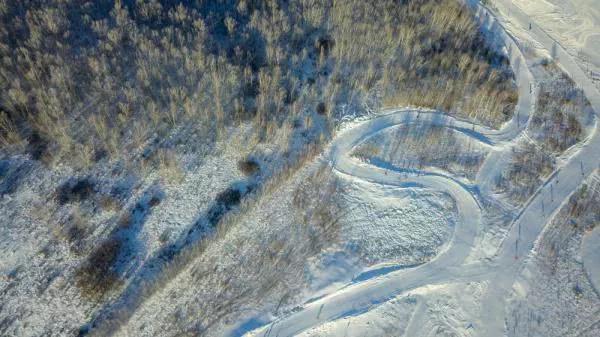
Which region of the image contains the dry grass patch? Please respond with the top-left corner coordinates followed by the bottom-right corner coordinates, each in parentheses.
top-left (52, 205), bottom-right (90, 254)
top-left (55, 177), bottom-right (96, 205)
top-left (75, 237), bottom-right (123, 300)
top-left (496, 60), bottom-right (593, 205)
top-left (353, 124), bottom-right (488, 180)
top-left (529, 60), bottom-right (593, 153)
top-left (495, 141), bottom-right (554, 204)
top-left (237, 156), bottom-right (261, 176)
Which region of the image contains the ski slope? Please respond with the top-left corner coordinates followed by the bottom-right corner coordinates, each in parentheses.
top-left (245, 1), bottom-right (600, 336)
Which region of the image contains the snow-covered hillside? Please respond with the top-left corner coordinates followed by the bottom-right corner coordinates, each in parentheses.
top-left (1, 0), bottom-right (599, 336)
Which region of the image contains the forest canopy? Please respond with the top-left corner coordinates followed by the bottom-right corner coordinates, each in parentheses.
top-left (0, 0), bottom-right (517, 168)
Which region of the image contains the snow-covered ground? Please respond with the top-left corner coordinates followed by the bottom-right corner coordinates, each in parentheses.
top-left (297, 282), bottom-right (488, 337)
top-left (582, 224), bottom-right (600, 295)
top-left (301, 178), bottom-right (457, 316)
top-left (296, 293), bottom-right (417, 337)
top-left (2, 1), bottom-right (599, 336)
top-left (244, 0), bottom-right (600, 336)
top-left (337, 179), bottom-right (455, 267)
top-left (352, 124), bottom-right (491, 182)
top-left (505, 172), bottom-right (600, 337)
top-left (510, 0), bottom-right (600, 86)
top-left (0, 129), bottom-right (247, 336)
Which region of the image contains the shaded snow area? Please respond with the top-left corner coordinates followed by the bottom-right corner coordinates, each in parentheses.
top-left (465, 198), bottom-right (515, 263)
top-left (114, 162), bottom-right (343, 337)
top-left (335, 178), bottom-right (456, 267)
top-left (297, 281), bottom-right (487, 337)
top-left (0, 127), bottom-right (247, 336)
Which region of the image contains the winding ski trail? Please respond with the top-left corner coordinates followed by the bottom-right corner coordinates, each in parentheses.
top-left (246, 1), bottom-right (600, 336)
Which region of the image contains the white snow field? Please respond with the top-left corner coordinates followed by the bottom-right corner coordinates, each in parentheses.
top-left (245, 1), bottom-right (600, 336)
top-left (334, 178), bottom-right (456, 268)
top-left (510, 0), bottom-right (600, 85)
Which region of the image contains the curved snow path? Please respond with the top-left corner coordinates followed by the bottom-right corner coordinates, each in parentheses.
top-left (479, 1), bottom-right (600, 336)
top-left (246, 1), bottom-right (600, 336)
top-left (246, 5), bottom-right (532, 334)
top-left (244, 111), bottom-right (505, 337)
top-left (245, 110), bottom-right (488, 337)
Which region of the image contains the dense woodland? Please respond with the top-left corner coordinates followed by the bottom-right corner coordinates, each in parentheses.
top-left (0, 0), bottom-right (516, 170)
